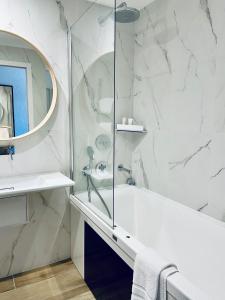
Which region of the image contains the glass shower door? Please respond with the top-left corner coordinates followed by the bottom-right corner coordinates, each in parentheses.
top-left (71, 1), bottom-right (116, 227)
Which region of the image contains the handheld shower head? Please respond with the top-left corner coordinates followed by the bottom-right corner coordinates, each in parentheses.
top-left (87, 146), bottom-right (94, 161)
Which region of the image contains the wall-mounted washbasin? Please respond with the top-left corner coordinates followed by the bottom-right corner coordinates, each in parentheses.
top-left (0, 172), bottom-right (74, 197)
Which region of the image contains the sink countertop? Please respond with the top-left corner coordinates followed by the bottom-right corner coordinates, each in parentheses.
top-left (0, 172), bottom-right (75, 197)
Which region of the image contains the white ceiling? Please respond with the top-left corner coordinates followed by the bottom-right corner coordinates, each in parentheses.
top-left (87, 0), bottom-right (155, 10)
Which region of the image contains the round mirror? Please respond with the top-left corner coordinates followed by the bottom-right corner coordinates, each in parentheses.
top-left (0, 30), bottom-right (57, 141)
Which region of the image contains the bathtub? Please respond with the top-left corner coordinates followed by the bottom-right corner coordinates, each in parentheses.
top-left (70, 184), bottom-right (225, 300)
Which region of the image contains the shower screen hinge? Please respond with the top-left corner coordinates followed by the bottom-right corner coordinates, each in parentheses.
top-left (112, 234), bottom-right (118, 242)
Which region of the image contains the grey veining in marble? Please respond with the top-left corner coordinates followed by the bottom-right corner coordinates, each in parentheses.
top-left (169, 140), bottom-right (212, 170)
top-left (56, 0), bottom-right (68, 31)
top-left (0, 0), bottom-right (70, 278)
top-left (200, 0), bottom-right (217, 44)
top-left (130, 0), bottom-right (225, 222)
top-left (63, 0), bottom-right (225, 226)
top-left (71, 2), bottom-right (114, 196)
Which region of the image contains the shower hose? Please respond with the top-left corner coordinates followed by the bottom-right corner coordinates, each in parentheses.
top-left (86, 174), bottom-right (112, 219)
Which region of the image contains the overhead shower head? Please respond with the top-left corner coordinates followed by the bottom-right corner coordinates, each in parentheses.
top-left (98, 1), bottom-right (140, 25)
top-left (115, 2), bottom-right (140, 23)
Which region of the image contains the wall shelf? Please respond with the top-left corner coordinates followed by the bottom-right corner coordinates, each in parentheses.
top-left (116, 124), bottom-right (147, 134)
top-left (116, 129), bottom-right (147, 133)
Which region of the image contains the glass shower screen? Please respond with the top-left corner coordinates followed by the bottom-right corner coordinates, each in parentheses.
top-left (71, 1), bottom-right (116, 227)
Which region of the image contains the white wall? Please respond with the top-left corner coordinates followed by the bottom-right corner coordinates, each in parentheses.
top-left (132, 0), bottom-right (225, 222)
top-left (0, 0), bottom-right (70, 277)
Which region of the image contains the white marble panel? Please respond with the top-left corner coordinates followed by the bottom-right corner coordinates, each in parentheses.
top-left (131, 0), bottom-right (225, 223)
top-left (0, 188), bottom-right (70, 278)
top-left (0, 0), bottom-right (70, 277)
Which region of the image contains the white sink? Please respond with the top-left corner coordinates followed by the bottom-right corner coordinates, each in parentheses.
top-left (0, 172), bottom-right (74, 197)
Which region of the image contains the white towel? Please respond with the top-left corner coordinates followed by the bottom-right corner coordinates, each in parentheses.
top-left (131, 248), bottom-right (177, 300)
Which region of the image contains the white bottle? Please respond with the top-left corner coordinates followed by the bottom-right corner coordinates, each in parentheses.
top-left (122, 117), bottom-right (127, 125)
top-left (128, 118), bottom-right (134, 125)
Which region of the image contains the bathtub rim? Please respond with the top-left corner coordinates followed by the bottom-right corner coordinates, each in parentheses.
top-left (70, 193), bottom-right (209, 300)
top-left (76, 183), bottom-right (225, 231)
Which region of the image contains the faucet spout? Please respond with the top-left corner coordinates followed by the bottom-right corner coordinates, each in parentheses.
top-left (118, 164), bottom-right (136, 186)
top-left (118, 164), bottom-right (131, 174)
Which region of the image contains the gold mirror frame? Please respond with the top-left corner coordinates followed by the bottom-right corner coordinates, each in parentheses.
top-left (0, 30), bottom-right (57, 143)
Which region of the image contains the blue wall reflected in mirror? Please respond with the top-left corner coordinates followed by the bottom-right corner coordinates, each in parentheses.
top-left (0, 65), bottom-right (29, 137)
top-left (0, 30), bottom-right (55, 140)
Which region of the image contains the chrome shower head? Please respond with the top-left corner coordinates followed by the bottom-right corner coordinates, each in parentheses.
top-left (115, 2), bottom-right (140, 23)
top-left (98, 2), bottom-right (140, 25)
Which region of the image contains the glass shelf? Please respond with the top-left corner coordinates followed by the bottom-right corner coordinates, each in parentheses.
top-left (116, 129), bottom-right (147, 133)
top-left (116, 124), bottom-right (147, 133)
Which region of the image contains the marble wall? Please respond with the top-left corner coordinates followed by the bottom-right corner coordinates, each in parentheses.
top-left (70, 1), bottom-right (114, 198)
top-left (70, 0), bottom-right (134, 199)
top-left (0, 0), bottom-right (70, 278)
top-left (115, 22), bottom-right (135, 183)
top-left (132, 0), bottom-right (225, 222)
top-left (63, 0), bottom-right (225, 225)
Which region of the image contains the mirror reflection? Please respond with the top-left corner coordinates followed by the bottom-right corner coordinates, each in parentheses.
top-left (0, 31), bottom-right (54, 139)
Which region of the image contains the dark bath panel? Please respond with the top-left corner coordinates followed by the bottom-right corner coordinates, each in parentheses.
top-left (84, 222), bottom-right (133, 300)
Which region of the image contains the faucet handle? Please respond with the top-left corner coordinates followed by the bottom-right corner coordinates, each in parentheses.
top-left (96, 161), bottom-right (107, 172)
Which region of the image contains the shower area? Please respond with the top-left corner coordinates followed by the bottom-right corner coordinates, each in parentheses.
top-left (70, 0), bottom-right (225, 299)
top-left (71, 0), bottom-right (145, 228)
top-left (71, 0), bottom-right (225, 227)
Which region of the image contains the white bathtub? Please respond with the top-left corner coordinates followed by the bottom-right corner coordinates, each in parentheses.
top-left (71, 184), bottom-right (225, 300)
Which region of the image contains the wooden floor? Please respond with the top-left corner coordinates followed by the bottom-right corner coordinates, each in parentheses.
top-left (0, 260), bottom-right (95, 300)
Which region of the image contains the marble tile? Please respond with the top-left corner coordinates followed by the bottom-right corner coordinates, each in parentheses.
top-left (0, 0), bottom-right (70, 277)
top-left (0, 189), bottom-right (70, 278)
top-left (70, 1), bottom-right (115, 210)
top-left (70, 1), bottom-right (136, 200)
top-left (61, 0), bottom-right (225, 227)
top-left (131, 0), bottom-right (225, 223)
